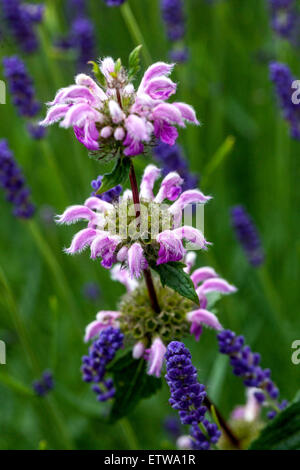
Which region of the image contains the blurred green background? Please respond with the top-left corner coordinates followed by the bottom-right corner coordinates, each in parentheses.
top-left (0, 0), bottom-right (299, 450)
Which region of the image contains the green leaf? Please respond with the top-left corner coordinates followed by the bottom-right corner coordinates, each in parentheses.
top-left (128, 45), bottom-right (142, 80)
top-left (250, 394), bottom-right (300, 450)
top-left (88, 61), bottom-right (106, 87)
top-left (152, 261), bottom-right (199, 304)
top-left (108, 351), bottom-right (162, 422)
top-left (96, 157), bottom-right (131, 195)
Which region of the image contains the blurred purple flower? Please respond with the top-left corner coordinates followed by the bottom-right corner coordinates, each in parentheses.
top-left (55, 0), bottom-right (96, 71)
top-left (27, 123), bottom-right (47, 140)
top-left (3, 56), bottom-right (40, 118)
top-left (270, 61), bottom-right (300, 140)
top-left (231, 205), bottom-right (264, 267)
top-left (161, 0), bottom-right (185, 41)
top-left (71, 17), bottom-right (96, 71)
top-left (153, 142), bottom-right (199, 191)
top-left (33, 370), bottom-right (54, 397)
top-left (268, 0), bottom-right (299, 42)
top-left (103, 0), bottom-right (126, 6)
top-left (160, 0), bottom-right (189, 64)
top-left (82, 282), bottom-right (101, 301)
top-left (164, 416), bottom-right (182, 439)
top-left (0, 139), bottom-right (35, 219)
top-left (0, 0), bottom-right (44, 53)
top-left (169, 47), bottom-right (189, 64)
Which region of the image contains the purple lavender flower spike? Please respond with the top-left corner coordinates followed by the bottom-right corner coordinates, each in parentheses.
top-left (165, 341), bottom-right (221, 449)
top-left (0, 140), bottom-right (35, 219)
top-left (81, 326), bottom-right (123, 402)
top-left (231, 205), bottom-right (264, 267)
top-left (3, 56), bottom-right (40, 117)
top-left (1, 0), bottom-right (44, 53)
top-left (217, 329), bottom-right (287, 419)
top-left (33, 370), bottom-right (54, 397)
top-left (270, 62), bottom-right (300, 140)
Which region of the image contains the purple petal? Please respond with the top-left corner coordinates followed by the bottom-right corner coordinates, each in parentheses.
top-left (144, 77), bottom-right (177, 100)
top-left (127, 243), bottom-right (148, 278)
top-left (65, 228), bottom-right (97, 254)
top-left (187, 309), bottom-right (223, 340)
top-left (55, 205), bottom-right (97, 225)
top-left (155, 171), bottom-right (183, 203)
top-left (190, 267), bottom-right (219, 287)
top-left (84, 320), bottom-right (106, 343)
top-left (40, 104), bottom-right (70, 126)
top-left (147, 337), bottom-right (166, 377)
top-left (139, 62), bottom-right (174, 91)
top-left (152, 103), bottom-right (184, 126)
top-left (140, 165), bottom-right (161, 199)
top-left (173, 102), bottom-right (200, 125)
top-left (199, 278), bottom-right (237, 295)
top-left (84, 197), bottom-right (113, 212)
top-left (154, 121), bottom-right (178, 145)
top-left (172, 226), bottom-right (208, 250)
top-left (156, 230), bottom-right (186, 264)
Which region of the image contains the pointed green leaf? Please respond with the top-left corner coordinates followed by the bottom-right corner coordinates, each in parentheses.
top-left (152, 261), bottom-right (199, 304)
top-left (108, 351), bottom-right (162, 422)
top-left (250, 393), bottom-right (300, 450)
top-left (128, 45), bottom-right (142, 80)
top-left (96, 157), bottom-right (131, 195)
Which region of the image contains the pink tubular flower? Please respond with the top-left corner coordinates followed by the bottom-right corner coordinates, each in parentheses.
top-left (56, 165), bottom-right (210, 277)
top-left (184, 253), bottom-right (237, 341)
top-left (84, 311), bottom-right (120, 342)
top-left (147, 337), bottom-right (167, 377)
top-left (133, 341), bottom-right (146, 359)
top-left (111, 264), bottom-right (138, 292)
top-left (127, 242), bottom-right (148, 278)
top-left (196, 278), bottom-right (237, 309)
top-left (40, 56), bottom-right (199, 157)
top-left (231, 388), bottom-right (261, 423)
top-left (187, 309), bottom-right (222, 341)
